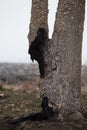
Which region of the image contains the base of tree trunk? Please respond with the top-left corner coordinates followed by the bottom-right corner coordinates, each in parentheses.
top-left (58, 111), bottom-right (84, 122)
top-left (8, 111), bottom-right (56, 125)
top-left (6, 97), bottom-right (57, 125)
top-left (6, 97), bottom-right (85, 125)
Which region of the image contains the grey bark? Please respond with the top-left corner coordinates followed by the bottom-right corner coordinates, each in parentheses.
top-left (40, 0), bottom-right (85, 120)
top-left (28, 0), bottom-right (48, 44)
top-left (28, 0), bottom-right (85, 120)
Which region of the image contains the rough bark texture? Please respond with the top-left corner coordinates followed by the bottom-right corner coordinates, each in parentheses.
top-left (28, 0), bottom-right (48, 44)
top-left (40, 0), bottom-right (85, 120)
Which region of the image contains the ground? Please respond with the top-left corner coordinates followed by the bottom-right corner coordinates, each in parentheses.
top-left (0, 84), bottom-right (87, 130)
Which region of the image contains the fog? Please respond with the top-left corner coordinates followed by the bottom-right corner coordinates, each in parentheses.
top-left (0, 0), bottom-right (87, 64)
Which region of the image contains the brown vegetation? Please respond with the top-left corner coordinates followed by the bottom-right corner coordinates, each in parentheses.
top-left (0, 64), bottom-right (87, 129)
top-left (0, 85), bottom-right (87, 130)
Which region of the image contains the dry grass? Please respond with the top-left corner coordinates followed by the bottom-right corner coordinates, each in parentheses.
top-left (0, 84), bottom-right (87, 130)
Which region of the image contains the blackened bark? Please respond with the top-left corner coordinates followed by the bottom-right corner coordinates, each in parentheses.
top-left (28, 0), bottom-right (85, 121)
top-left (40, 0), bottom-right (85, 121)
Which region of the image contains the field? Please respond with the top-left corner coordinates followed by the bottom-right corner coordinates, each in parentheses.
top-left (0, 63), bottom-right (87, 130)
top-left (0, 86), bottom-right (87, 130)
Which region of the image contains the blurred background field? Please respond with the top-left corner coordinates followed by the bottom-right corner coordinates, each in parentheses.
top-left (0, 63), bottom-right (87, 130)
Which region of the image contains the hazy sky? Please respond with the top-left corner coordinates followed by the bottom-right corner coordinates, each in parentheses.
top-left (0, 0), bottom-right (87, 64)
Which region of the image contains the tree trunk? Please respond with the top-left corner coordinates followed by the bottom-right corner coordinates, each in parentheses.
top-left (28, 0), bottom-right (48, 44)
top-left (40, 0), bottom-right (85, 121)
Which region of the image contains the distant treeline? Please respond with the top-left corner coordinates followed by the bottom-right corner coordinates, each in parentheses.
top-left (81, 65), bottom-right (87, 85)
top-left (0, 63), bottom-right (87, 86)
top-left (0, 63), bottom-right (39, 84)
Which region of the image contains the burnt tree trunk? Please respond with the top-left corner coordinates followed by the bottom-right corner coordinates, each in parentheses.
top-left (28, 0), bottom-right (85, 121)
top-left (40, 0), bottom-right (85, 121)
